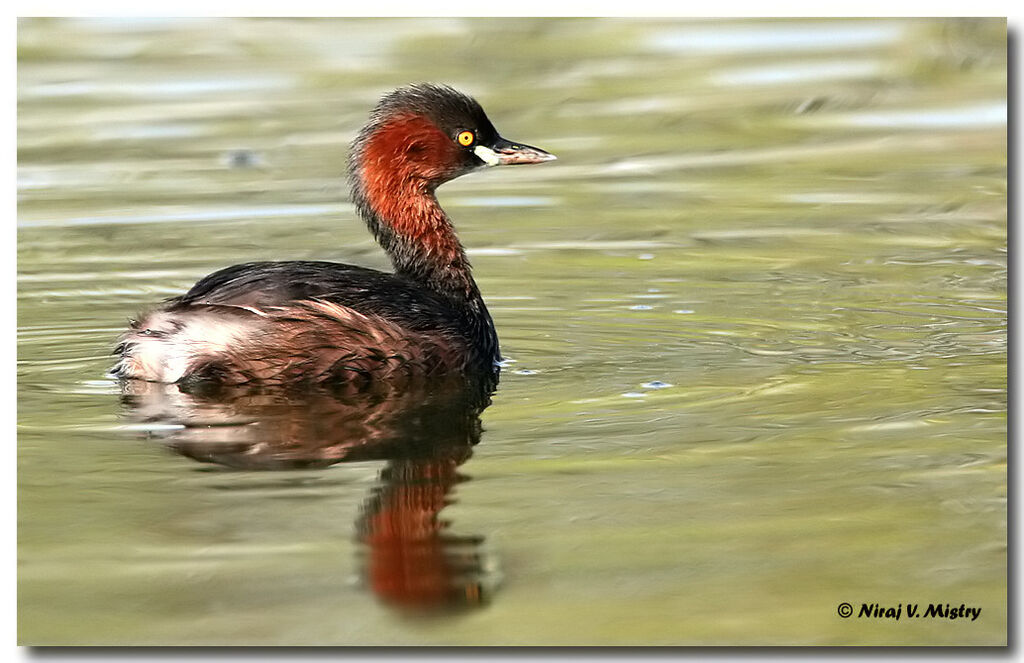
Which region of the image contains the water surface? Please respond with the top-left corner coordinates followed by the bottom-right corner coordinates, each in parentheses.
top-left (18, 17), bottom-right (1006, 645)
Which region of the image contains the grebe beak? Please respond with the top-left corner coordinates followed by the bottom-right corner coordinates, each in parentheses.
top-left (474, 137), bottom-right (556, 167)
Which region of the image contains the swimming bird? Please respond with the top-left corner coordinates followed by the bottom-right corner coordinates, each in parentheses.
top-left (112, 84), bottom-right (555, 386)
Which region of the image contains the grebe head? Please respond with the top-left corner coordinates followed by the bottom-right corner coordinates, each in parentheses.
top-left (349, 83), bottom-right (555, 190)
top-left (348, 84), bottom-right (553, 331)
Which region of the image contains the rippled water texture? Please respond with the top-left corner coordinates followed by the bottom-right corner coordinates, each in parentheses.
top-left (17, 18), bottom-right (1006, 645)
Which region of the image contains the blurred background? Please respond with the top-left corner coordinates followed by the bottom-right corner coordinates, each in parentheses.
top-left (18, 18), bottom-right (1006, 645)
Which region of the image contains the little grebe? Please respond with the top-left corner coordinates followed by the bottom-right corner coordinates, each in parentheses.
top-left (112, 84), bottom-right (555, 386)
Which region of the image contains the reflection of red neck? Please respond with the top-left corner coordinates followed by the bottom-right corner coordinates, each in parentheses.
top-left (362, 457), bottom-right (467, 609)
top-left (357, 115), bottom-right (475, 299)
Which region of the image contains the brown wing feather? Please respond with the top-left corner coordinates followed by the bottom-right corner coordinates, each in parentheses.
top-left (113, 300), bottom-right (465, 385)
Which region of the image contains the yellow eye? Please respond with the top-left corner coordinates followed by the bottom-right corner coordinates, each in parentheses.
top-left (457, 131), bottom-right (475, 147)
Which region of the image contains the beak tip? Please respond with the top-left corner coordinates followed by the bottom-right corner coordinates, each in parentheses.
top-left (523, 150), bottom-right (557, 165)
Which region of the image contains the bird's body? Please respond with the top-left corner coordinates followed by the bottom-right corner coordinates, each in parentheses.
top-left (112, 84), bottom-right (554, 386)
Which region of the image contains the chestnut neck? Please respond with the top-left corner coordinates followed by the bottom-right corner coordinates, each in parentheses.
top-left (349, 114), bottom-right (498, 362)
top-left (367, 183), bottom-right (478, 299)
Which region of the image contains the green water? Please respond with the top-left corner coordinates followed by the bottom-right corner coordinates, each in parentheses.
top-left (17, 18), bottom-right (1006, 645)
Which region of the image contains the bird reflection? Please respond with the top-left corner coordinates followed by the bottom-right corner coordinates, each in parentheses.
top-left (118, 373), bottom-right (498, 613)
